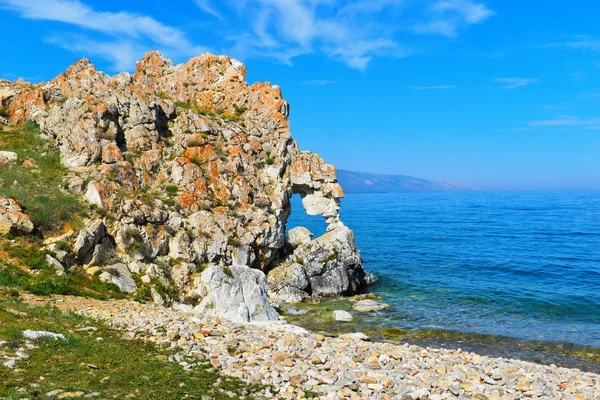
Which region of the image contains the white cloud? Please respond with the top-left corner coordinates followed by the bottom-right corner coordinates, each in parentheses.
top-left (197, 0), bottom-right (491, 70)
top-left (495, 78), bottom-right (538, 89)
top-left (413, 85), bottom-right (457, 90)
top-left (195, 0), bottom-right (223, 20)
top-left (528, 115), bottom-right (600, 128)
top-left (0, 0), bottom-right (495, 71)
top-left (0, 0), bottom-right (207, 70)
top-left (415, 0), bottom-right (494, 37)
top-left (303, 80), bottom-right (336, 86)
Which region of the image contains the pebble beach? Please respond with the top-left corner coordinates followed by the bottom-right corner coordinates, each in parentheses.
top-left (24, 295), bottom-right (600, 400)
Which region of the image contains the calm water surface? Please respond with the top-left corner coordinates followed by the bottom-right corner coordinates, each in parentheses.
top-left (288, 191), bottom-right (600, 348)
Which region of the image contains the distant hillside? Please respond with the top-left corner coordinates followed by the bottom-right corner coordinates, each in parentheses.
top-left (337, 170), bottom-right (475, 193)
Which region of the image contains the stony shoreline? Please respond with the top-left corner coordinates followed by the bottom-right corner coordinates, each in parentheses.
top-left (24, 295), bottom-right (600, 400)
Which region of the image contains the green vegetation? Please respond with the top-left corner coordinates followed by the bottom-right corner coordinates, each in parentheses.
top-left (174, 100), bottom-right (244, 122)
top-left (265, 157), bottom-right (275, 165)
top-left (0, 258), bottom-right (124, 300)
top-left (186, 139), bottom-right (204, 147)
top-left (165, 185), bottom-right (179, 196)
top-left (233, 104), bottom-right (247, 116)
top-left (227, 237), bottom-right (241, 247)
top-left (321, 248), bottom-right (339, 263)
top-left (122, 227), bottom-right (146, 254)
top-left (0, 297), bottom-right (262, 399)
top-left (190, 155), bottom-right (204, 165)
top-left (0, 124), bottom-right (86, 232)
top-left (123, 149), bottom-right (142, 165)
top-left (0, 106), bottom-right (9, 118)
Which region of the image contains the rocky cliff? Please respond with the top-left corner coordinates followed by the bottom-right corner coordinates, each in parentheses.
top-left (0, 52), bottom-right (369, 321)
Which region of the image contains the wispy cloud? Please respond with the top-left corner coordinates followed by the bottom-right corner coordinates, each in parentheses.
top-left (195, 0), bottom-right (223, 20)
top-left (495, 78), bottom-right (538, 89)
top-left (196, 0), bottom-right (492, 70)
top-left (303, 80), bottom-right (336, 86)
top-left (414, 0), bottom-right (494, 37)
top-left (528, 115), bottom-right (600, 128)
top-left (0, 0), bottom-right (495, 71)
top-left (413, 85), bottom-right (457, 90)
top-left (0, 0), bottom-right (207, 70)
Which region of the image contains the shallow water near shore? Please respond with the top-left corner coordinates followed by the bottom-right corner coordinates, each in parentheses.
top-left (287, 190), bottom-right (600, 370)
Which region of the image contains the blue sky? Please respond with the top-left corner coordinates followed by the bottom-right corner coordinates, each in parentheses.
top-left (1, 0), bottom-right (599, 190)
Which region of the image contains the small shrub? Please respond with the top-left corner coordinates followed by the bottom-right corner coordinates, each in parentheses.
top-left (133, 286), bottom-right (152, 302)
top-left (214, 145), bottom-right (226, 158)
top-left (53, 240), bottom-right (71, 252)
top-left (254, 199), bottom-right (271, 208)
top-left (265, 157), bottom-right (275, 165)
top-left (186, 139), bottom-right (203, 147)
top-left (23, 120), bottom-right (39, 132)
top-left (156, 91), bottom-right (171, 100)
top-left (0, 106), bottom-right (9, 118)
top-left (99, 248), bottom-right (121, 265)
top-left (189, 155), bottom-right (204, 165)
top-left (233, 105), bottom-right (247, 116)
top-left (124, 149), bottom-right (142, 165)
top-left (227, 237), bottom-right (241, 247)
top-left (321, 248), bottom-right (339, 263)
top-left (165, 185), bottom-right (179, 196)
top-left (123, 228), bottom-right (145, 254)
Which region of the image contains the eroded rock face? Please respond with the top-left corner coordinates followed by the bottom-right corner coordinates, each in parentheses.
top-left (0, 197), bottom-right (34, 235)
top-left (1, 51), bottom-right (369, 310)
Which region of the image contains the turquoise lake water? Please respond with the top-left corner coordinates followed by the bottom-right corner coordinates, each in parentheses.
top-left (288, 191), bottom-right (600, 349)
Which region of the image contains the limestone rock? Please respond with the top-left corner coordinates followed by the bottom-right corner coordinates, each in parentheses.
top-left (268, 224), bottom-right (366, 302)
top-left (45, 254), bottom-right (66, 276)
top-left (0, 151), bottom-right (17, 163)
top-left (287, 226), bottom-right (313, 247)
top-left (73, 220), bottom-right (113, 265)
top-left (22, 330), bottom-right (66, 341)
top-left (339, 332), bottom-right (370, 341)
top-left (99, 263), bottom-right (137, 293)
top-left (0, 197), bottom-right (34, 235)
top-left (196, 265), bottom-right (279, 322)
top-left (333, 310), bottom-right (354, 322)
top-left (352, 299), bottom-right (390, 312)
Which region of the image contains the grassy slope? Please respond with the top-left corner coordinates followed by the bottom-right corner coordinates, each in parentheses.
top-left (0, 122), bottom-right (86, 233)
top-left (0, 295), bottom-right (261, 399)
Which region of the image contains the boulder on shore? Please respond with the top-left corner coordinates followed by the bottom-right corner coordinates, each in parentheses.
top-left (268, 224), bottom-right (366, 302)
top-left (195, 265), bottom-right (280, 323)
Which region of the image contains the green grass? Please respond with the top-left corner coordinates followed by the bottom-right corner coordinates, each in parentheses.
top-left (174, 100), bottom-right (243, 122)
top-left (0, 106), bottom-right (9, 118)
top-left (0, 248), bottom-right (124, 300)
top-left (0, 124), bottom-right (86, 233)
top-left (0, 297), bottom-right (262, 399)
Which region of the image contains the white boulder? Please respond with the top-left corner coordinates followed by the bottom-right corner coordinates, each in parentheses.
top-left (196, 265), bottom-right (279, 323)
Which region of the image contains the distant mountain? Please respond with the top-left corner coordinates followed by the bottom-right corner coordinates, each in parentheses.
top-left (337, 170), bottom-right (475, 193)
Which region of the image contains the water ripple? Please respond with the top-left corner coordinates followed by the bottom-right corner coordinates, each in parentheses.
top-left (288, 190), bottom-right (600, 348)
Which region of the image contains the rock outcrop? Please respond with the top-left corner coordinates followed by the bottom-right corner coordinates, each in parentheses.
top-left (0, 51), bottom-right (370, 319)
top-left (268, 224), bottom-right (365, 303)
top-left (0, 197), bottom-right (34, 235)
